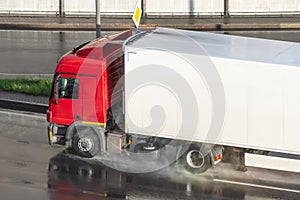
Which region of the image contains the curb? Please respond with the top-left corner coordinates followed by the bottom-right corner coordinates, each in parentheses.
top-left (1, 22), bottom-right (300, 31)
top-left (0, 23), bottom-right (156, 31)
top-left (0, 98), bottom-right (47, 114)
top-left (0, 73), bottom-right (52, 79)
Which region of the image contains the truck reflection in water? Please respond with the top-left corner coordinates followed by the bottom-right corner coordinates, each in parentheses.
top-left (48, 152), bottom-right (246, 200)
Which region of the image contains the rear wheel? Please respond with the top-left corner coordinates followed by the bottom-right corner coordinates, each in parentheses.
top-left (180, 144), bottom-right (211, 174)
top-left (72, 128), bottom-right (100, 158)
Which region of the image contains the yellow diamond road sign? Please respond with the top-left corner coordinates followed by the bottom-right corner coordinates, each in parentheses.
top-left (132, 2), bottom-right (142, 28)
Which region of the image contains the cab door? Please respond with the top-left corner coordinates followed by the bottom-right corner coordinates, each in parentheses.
top-left (51, 74), bottom-right (82, 125)
top-left (80, 76), bottom-right (99, 124)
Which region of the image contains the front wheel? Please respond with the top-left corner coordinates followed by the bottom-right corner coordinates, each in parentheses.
top-left (72, 128), bottom-right (100, 158)
top-left (179, 144), bottom-right (211, 174)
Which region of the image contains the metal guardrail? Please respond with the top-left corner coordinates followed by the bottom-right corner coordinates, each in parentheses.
top-left (0, 98), bottom-right (48, 114)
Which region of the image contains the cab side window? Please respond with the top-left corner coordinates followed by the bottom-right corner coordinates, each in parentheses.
top-left (57, 77), bottom-right (79, 99)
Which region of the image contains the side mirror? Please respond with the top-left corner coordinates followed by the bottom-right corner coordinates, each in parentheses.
top-left (61, 79), bottom-right (67, 90)
top-left (54, 78), bottom-right (59, 104)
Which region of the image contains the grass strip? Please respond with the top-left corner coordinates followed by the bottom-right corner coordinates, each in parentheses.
top-left (0, 78), bottom-right (52, 96)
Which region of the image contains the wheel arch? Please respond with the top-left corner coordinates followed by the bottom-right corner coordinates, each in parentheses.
top-left (65, 121), bottom-right (107, 152)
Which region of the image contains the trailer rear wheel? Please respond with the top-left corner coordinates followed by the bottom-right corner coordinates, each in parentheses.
top-left (180, 144), bottom-right (211, 174)
top-left (72, 128), bottom-right (100, 158)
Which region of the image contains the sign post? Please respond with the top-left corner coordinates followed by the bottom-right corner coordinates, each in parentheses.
top-left (96, 0), bottom-right (101, 38)
top-left (224, 0), bottom-right (229, 17)
top-left (59, 0), bottom-right (65, 16)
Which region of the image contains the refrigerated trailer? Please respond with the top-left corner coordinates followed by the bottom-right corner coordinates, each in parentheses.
top-left (47, 28), bottom-right (300, 173)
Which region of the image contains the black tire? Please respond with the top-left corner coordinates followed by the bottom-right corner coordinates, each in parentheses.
top-left (72, 128), bottom-right (100, 158)
top-left (179, 144), bottom-right (211, 174)
top-left (134, 142), bottom-right (164, 153)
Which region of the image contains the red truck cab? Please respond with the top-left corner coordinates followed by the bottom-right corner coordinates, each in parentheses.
top-left (47, 31), bottom-right (132, 155)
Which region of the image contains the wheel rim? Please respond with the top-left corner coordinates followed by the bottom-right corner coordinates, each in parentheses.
top-left (77, 137), bottom-right (93, 152)
top-left (186, 150), bottom-right (205, 169)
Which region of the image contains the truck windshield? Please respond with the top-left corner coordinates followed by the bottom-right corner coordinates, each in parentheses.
top-left (57, 77), bottom-right (79, 99)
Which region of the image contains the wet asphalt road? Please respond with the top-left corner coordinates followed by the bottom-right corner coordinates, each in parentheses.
top-left (0, 30), bottom-right (300, 74)
top-left (1, 30), bottom-right (300, 199)
top-left (0, 30), bottom-right (113, 74)
top-left (1, 110), bottom-right (300, 199)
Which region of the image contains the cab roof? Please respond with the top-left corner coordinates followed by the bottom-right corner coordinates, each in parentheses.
top-left (74, 30), bottom-right (132, 59)
top-left (56, 30), bottom-right (132, 75)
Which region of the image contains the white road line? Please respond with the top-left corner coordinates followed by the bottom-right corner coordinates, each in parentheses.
top-left (213, 179), bottom-right (300, 194)
top-left (0, 110), bottom-right (45, 120)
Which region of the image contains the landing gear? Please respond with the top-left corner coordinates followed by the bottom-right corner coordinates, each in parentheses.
top-left (133, 137), bottom-right (165, 153)
top-left (134, 141), bottom-right (164, 153)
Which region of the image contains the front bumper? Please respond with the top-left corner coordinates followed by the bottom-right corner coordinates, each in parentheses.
top-left (48, 123), bottom-right (67, 146)
top-left (47, 123), bottom-right (53, 145)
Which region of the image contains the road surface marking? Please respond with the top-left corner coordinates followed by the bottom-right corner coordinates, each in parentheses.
top-left (213, 179), bottom-right (300, 194)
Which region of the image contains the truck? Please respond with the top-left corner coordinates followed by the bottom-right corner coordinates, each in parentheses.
top-left (47, 28), bottom-right (300, 174)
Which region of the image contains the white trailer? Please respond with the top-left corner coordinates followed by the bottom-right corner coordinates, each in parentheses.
top-left (122, 28), bottom-right (300, 173)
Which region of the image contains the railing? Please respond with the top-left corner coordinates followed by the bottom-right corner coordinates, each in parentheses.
top-left (1, 0), bottom-right (300, 16)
